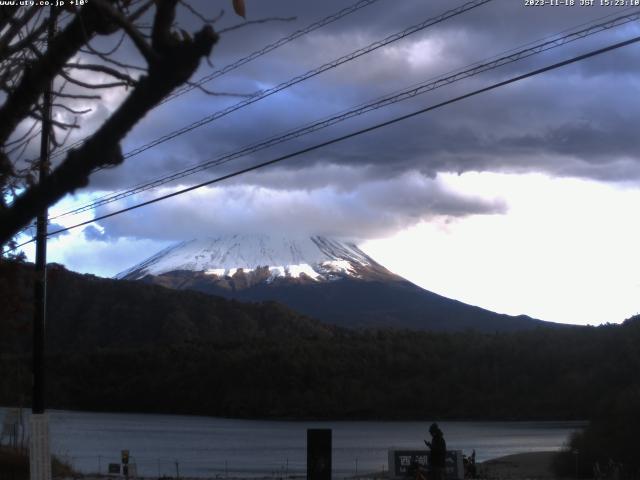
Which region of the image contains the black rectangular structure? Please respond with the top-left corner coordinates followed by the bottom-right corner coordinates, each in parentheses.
top-left (307, 428), bottom-right (332, 480)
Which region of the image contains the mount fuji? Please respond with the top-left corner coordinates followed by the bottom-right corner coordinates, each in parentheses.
top-left (117, 235), bottom-right (552, 332)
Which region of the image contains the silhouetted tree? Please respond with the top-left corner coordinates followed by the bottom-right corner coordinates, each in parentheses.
top-left (0, 0), bottom-right (251, 247)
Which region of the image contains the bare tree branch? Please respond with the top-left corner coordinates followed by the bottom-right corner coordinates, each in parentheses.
top-left (80, 31), bottom-right (127, 57)
top-left (53, 91), bottom-right (102, 100)
top-left (0, 20), bottom-right (47, 62)
top-left (186, 80), bottom-right (253, 98)
top-left (126, 0), bottom-right (155, 24)
top-left (152, 0), bottom-right (179, 53)
top-left (57, 121), bottom-right (77, 148)
top-left (0, 7), bottom-right (39, 58)
top-left (59, 68), bottom-right (132, 90)
top-left (0, 6), bottom-right (19, 33)
top-left (6, 130), bottom-right (39, 162)
top-left (29, 111), bottom-right (80, 130)
top-left (0, 4), bottom-right (120, 145)
top-left (218, 16), bottom-right (296, 34)
top-left (4, 120), bottom-right (39, 147)
top-left (52, 103), bottom-right (92, 115)
top-left (65, 62), bottom-right (138, 85)
top-left (92, 0), bottom-right (158, 65)
top-left (5, 129), bottom-right (40, 157)
top-left (0, 8), bottom-right (219, 244)
top-left (179, 1), bottom-right (224, 24)
top-left (87, 54), bottom-right (147, 72)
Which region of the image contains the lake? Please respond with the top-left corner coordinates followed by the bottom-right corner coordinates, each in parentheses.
top-left (0, 407), bottom-right (584, 478)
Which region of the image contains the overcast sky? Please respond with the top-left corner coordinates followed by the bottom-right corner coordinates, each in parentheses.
top-left (17, 0), bottom-right (640, 326)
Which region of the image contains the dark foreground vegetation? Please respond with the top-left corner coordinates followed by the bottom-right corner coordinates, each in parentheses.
top-left (553, 388), bottom-right (640, 478)
top-left (0, 446), bottom-right (75, 480)
top-left (2, 321), bottom-right (638, 420)
top-left (1, 261), bottom-right (640, 472)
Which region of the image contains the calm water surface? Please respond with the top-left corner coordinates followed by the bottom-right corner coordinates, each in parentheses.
top-left (0, 408), bottom-right (584, 478)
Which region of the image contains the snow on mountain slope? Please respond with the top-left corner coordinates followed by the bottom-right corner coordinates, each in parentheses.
top-left (115, 235), bottom-right (552, 332)
top-left (116, 235), bottom-right (393, 283)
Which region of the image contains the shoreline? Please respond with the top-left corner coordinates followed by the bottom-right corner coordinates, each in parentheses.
top-left (0, 404), bottom-right (589, 423)
top-left (349, 451), bottom-right (561, 479)
top-left (65, 452), bottom-right (561, 480)
top-left (478, 451), bottom-right (558, 479)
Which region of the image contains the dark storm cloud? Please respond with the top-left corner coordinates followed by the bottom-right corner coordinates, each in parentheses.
top-left (57, 0), bottom-right (640, 240)
top-left (82, 225), bottom-right (113, 242)
top-left (82, 225), bottom-right (102, 241)
top-left (92, 173), bottom-right (506, 241)
top-left (17, 222), bottom-right (71, 238)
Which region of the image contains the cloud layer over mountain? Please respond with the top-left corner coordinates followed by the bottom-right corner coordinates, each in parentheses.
top-left (34, 0), bottom-right (640, 242)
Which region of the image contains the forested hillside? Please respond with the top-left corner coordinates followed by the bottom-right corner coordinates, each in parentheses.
top-left (1, 262), bottom-right (639, 420)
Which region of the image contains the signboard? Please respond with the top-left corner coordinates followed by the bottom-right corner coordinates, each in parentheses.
top-left (108, 464), bottom-right (121, 475)
top-left (307, 429), bottom-right (332, 480)
top-left (388, 450), bottom-right (463, 479)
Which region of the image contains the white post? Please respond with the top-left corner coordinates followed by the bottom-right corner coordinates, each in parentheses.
top-left (29, 413), bottom-right (52, 480)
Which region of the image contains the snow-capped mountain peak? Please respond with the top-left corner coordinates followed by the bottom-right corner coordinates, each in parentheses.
top-left (116, 235), bottom-right (394, 283)
top-left (114, 234), bottom-right (551, 332)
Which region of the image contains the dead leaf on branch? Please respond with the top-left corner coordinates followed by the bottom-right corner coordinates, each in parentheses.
top-left (232, 0), bottom-right (246, 18)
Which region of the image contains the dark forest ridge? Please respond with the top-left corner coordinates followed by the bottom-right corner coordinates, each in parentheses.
top-left (2, 261), bottom-right (638, 420)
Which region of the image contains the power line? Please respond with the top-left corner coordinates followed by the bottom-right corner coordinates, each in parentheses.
top-left (7, 32), bottom-right (640, 255)
top-left (48, 0), bottom-right (494, 219)
top-left (48, 0), bottom-right (384, 161)
top-left (163, 0), bottom-right (383, 103)
top-left (45, 0), bottom-right (492, 219)
top-left (49, 10), bottom-right (640, 220)
top-left (54, 0), bottom-right (492, 174)
top-left (120, 0), bottom-right (492, 159)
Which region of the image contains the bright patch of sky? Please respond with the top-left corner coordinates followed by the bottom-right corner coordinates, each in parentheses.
top-left (18, 171), bottom-right (640, 326)
top-left (362, 172), bottom-right (640, 326)
top-left (11, 0), bottom-right (640, 327)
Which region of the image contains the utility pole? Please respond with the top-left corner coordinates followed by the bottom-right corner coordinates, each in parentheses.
top-left (29, 6), bottom-right (55, 480)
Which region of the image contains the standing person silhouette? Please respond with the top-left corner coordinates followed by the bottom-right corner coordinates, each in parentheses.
top-left (425, 423), bottom-right (447, 480)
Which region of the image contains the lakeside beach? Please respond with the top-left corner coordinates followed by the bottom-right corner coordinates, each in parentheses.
top-left (0, 408), bottom-right (582, 478)
top-left (51, 452), bottom-right (559, 480)
top-left (479, 451), bottom-right (557, 479)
